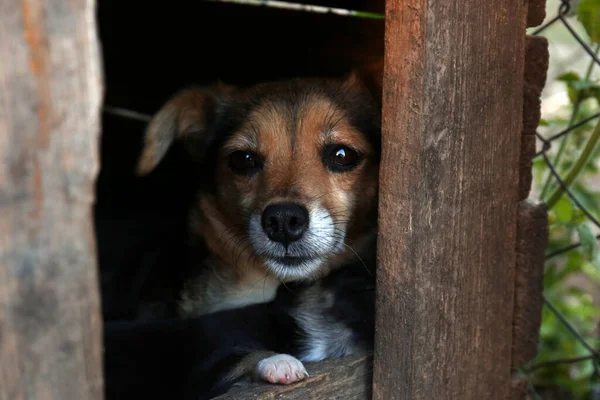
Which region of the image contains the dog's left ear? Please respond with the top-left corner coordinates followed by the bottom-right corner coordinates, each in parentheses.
top-left (342, 60), bottom-right (384, 105)
top-left (136, 83), bottom-right (235, 175)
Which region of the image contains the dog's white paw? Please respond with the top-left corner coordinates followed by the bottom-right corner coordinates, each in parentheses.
top-left (256, 354), bottom-right (309, 384)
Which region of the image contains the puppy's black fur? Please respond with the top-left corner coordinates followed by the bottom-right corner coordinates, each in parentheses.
top-left (103, 256), bottom-right (375, 400)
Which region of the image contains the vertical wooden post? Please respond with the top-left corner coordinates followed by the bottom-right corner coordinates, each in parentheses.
top-left (0, 0), bottom-right (104, 399)
top-left (373, 1), bottom-right (527, 398)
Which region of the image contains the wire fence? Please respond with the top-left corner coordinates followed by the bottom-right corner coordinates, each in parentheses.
top-left (527, 0), bottom-right (600, 398)
top-left (101, 0), bottom-right (600, 398)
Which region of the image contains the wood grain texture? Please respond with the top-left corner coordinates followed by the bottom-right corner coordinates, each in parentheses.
top-left (373, 0), bottom-right (527, 398)
top-left (520, 36), bottom-right (549, 200)
top-left (0, 0), bottom-right (104, 399)
top-left (510, 202), bottom-right (548, 400)
top-left (510, 377), bottom-right (530, 400)
top-left (214, 354), bottom-right (372, 400)
top-left (512, 201), bottom-right (548, 369)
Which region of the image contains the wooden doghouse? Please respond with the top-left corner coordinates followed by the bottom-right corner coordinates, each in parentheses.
top-left (0, 0), bottom-right (549, 398)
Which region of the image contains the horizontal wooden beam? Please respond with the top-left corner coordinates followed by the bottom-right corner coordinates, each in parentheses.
top-left (214, 353), bottom-right (372, 399)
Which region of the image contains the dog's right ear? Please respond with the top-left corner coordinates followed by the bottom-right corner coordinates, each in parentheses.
top-left (344, 59), bottom-right (383, 107)
top-left (136, 84), bottom-right (235, 175)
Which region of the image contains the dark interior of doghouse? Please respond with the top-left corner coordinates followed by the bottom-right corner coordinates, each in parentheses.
top-left (94, 0), bottom-right (384, 321)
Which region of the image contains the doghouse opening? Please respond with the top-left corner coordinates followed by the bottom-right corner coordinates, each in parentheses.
top-left (94, 0), bottom-right (383, 395)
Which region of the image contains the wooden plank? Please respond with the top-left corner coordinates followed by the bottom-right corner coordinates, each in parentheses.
top-left (510, 201), bottom-right (548, 399)
top-left (512, 201), bottom-right (548, 369)
top-left (214, 353), bottom-right (372, 400)
top-left (373, 0), bottom-right (527, 398)
top-left (510, 378), bottom-right (529, 400)
top-left (0, 0), bottom-right (104, 399)
top-left (520, 36), bottom-right (549, 200)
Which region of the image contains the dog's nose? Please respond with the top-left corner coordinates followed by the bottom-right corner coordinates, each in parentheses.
top-left (262, 202), bottom-right (309, 246)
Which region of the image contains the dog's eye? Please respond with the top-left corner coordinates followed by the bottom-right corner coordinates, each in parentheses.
top-left (228, 151), bottom-right (263, 176)
top-left (323, 144), bottom-right (362, 173)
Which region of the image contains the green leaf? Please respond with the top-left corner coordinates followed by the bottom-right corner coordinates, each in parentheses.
top-left (576, 81), bottom-right (600, 103)
top-left (586, 162), bottom-right (599, 174)
top-left (572, 184), bottom-right (600, 218)
top-left (352, 10), bottom-right (385, 19)
top-left (582, 261), bottom-right (600, 281)
top-left (571, 80), bottom-right (600, 92)
top-left (557, 72), bottom-right (600, 103)
top-left (558, 72), bottom-right (582, 82)
top-left (538, 118), bottom-right (568, 128)
top-left (576, 222), bottom-right (599, 265)
top-left (566, 79), bottom-right (600, 103)
top-left (572, 209), bottom-right (588, 226)
top-left (554, 196), bottom-right (575, 223)
top-left (578, 0), bottom-right (600, 44)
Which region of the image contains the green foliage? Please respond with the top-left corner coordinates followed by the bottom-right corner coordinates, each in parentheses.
top-left (576, 223), bottom-right (600, 268)
top-left (578, 0), bottom-right (600, 43)
top-left (528, 2), bottom-right (600, 398)
top-left (558, 72), bottom-right (600, 104)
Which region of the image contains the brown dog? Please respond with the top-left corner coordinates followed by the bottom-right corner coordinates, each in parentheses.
top-left (135, 70), bottom-right (381, 385)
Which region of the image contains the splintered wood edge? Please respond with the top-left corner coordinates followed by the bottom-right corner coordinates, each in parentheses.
top-left (510, 200), bottom-right (548, 399)
top-left (213, 353), bottom-right (373, 399)
top-left (519, 35), bottom-right (549, 200)
top-left (527, 0), bottom-right (547, 28)
top-left (511, 200), bottom-right (548, 364)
